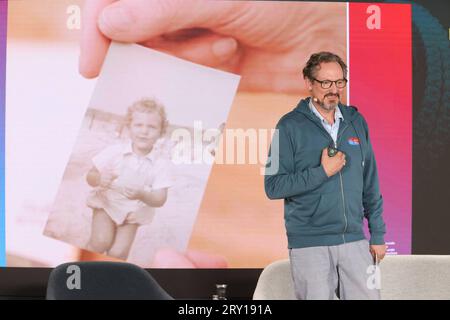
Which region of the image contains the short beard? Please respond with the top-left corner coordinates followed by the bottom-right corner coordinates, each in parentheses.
top-left (320, 93), bottom-right (340, 111)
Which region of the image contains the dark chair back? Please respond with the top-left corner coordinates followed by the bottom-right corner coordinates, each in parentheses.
top-left (46, 261), bottom-right (173, 300)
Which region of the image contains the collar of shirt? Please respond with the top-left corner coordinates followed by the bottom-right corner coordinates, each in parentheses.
top-left (122, 141), bottom-right (157, 163)
top-left (308, 98), bottom-right (344, 125)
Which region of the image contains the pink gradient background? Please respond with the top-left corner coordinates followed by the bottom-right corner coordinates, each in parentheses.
top-left (350, 3), bottom-right (412, 254)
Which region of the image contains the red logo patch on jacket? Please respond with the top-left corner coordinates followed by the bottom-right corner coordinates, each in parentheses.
top-left (348, 137), bottom-right (360, 145)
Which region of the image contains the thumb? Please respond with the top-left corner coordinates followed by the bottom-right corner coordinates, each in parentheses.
top-left (98, 0), bottom-right (236, 42)
top-left (322, 147), bottom-right (328, 158)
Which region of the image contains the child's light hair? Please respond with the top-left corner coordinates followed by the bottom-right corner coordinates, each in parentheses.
top-left (126, 98), bottom-right (168, 135)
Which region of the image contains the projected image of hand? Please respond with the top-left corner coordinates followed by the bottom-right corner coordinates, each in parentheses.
top-left (79, 0), bottom-right (345, 93)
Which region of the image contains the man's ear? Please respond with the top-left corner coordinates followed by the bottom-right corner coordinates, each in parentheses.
top-left (305, 77), bottom-right (313, 91)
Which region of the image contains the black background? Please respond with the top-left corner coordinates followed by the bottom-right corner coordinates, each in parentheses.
top-left (409, 0), bottom-right (449, 254)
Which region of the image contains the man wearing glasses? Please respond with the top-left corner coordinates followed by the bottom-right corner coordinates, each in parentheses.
top-left (264, 52), bottom-right (386, 300)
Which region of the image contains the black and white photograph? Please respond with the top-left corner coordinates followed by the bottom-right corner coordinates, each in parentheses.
top-left (43, 42), bottom-right (240, 265)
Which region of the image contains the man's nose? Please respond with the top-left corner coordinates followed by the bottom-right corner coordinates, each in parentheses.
top-left (329, 86), bottom-right (338, 94)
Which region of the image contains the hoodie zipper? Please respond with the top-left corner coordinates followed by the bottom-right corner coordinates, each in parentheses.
top-left (336, 124), bottom-right (350, 243)
top-left (339, 168), bottom-right (347, 243)
top-left (308, 115), bottom-right (351, 243)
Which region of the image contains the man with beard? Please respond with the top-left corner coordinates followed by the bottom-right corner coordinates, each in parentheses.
top-left (264, 52), bottom-right (387, 300)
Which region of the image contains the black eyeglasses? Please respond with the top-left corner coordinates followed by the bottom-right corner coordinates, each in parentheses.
top-left (312, 78), bottom-right (347, 89)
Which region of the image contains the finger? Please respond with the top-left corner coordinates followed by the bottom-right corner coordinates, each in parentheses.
top-left (79, 0), bottom-right (116, 78)
top-left (151, 248), bottom-right (196, 268)
top-left (98, 0), bottom-right (237, 42)
top-left (108, 176), bottom-right (118, 184)
top-left (142, 33), bottom-right (239, 68)
top-left (239, 71), bottom-right (309, 94)
top-left (376, 253), bottom-right (383, 263)
top-left (185, 250), bottom-right (228, 268)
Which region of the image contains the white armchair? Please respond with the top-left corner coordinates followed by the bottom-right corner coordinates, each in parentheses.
top-left (253, 255), bottom-right (450, 300)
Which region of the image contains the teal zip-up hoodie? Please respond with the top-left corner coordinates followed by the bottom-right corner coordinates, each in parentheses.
top-left (264, 97), bottom-right (386, 249)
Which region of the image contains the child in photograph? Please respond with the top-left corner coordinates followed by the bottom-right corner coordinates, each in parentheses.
top-left (85, 98), bottom-right (173, 260)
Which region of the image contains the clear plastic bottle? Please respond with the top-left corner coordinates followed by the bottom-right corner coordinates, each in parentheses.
top-left (215, 284), bottom-right (227, 300)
